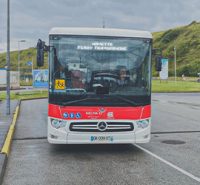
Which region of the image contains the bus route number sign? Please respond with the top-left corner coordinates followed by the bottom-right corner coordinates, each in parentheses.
top-left (55, 79), bottom-right (65, 90)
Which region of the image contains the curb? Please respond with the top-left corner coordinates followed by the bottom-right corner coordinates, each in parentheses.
top-left (21, 97), bottom-right (47, 101)
top-left (1, 103), bottom-right (20, 155)
top-left (0, 101), bottom-right (21, 185)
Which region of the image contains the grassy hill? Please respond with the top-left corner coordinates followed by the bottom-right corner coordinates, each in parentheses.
top-left (153, 21), bottom-right (200, 77)
top-left (1, 21), bottom-right (200, 77)
top-left (0, 48), bottom-right (48, 78)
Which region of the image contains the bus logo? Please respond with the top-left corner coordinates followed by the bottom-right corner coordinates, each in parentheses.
top-left (99, 108), bottom-right (105, 113)
top-left (97, 122), bottom-right (107, 131)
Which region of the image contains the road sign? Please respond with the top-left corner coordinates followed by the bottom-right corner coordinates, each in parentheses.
top-left (33, 69), bottom-right (48, 88)
top-left (27, 61), bottom-right (32, 66)
top-left (55, 79), bottom-right (65, 90)
top-left (0, 68), bottom-right (6, 85)
top-left (159, 58), bottom-right (168, 80)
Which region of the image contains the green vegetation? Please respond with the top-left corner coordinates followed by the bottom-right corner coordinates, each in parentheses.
top-left (152, 80), bottom-right (200, 92)
top-left (0, 90), bottom-right (48, 100)
top-left (153, 21), bottom-right (200, 77)
top-left (0, 21), bottom-right (200, 79)
top-left (0, 47), bottom-right (48, 77)
top-left (0, 47), bottom-right (48, 85)
top-left (0, 80), bottom-right (199, 101)
top-left (20, 80), bottom-right (33, 86)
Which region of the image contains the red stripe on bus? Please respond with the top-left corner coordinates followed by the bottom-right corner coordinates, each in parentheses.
top-left (48, 104), bottom-right (151, 120)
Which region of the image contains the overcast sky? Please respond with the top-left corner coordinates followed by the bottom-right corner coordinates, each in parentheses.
top-left (0, 0), bottom-right (200, 52)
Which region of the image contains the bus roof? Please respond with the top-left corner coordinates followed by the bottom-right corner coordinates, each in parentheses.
top-left (49, 27), bottom-right (152, 39)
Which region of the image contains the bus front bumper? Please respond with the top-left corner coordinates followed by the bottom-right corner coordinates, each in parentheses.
top-left (47, 121), bottom-right (151, 144)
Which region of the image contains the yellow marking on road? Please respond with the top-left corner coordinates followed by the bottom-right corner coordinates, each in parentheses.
top-left (1, 105), bottom-right (20, 155)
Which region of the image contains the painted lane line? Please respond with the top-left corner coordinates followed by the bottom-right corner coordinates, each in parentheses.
top-left (134, 144), bottom-right (200, 183)
top-left (151, 131), bottom-right (200, 134)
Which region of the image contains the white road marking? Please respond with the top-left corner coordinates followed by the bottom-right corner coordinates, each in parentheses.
top-left (134, 144), bottom-right (200, 183)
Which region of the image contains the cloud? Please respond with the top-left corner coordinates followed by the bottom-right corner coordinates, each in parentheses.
top-left (0, 0), bottom-right (200, 52)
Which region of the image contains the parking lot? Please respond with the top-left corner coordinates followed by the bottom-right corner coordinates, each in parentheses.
top-left (2, 93), bottom-right (200, 185)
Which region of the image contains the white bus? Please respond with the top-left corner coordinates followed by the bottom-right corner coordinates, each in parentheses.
top-left (37, 27), bottom-right (153, 144)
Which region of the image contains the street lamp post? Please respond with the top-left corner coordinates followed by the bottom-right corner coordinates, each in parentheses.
top-left (174, 46), bottom-right (177, 82)
top-left (18, 40), bottom-right (26, 86)
top-left (6, 0), bottom-right (10, 115)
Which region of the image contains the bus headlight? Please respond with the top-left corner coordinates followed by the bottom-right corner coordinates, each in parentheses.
top-left (136, 119), bottom-right (149, 129)
top-left (51, 119), bottom-right (67, 129)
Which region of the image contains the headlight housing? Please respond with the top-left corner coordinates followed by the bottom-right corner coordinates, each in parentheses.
top-left (136, 119), bottom-right (149, 129)
top-left (51, 119), bottom-right (67, 129)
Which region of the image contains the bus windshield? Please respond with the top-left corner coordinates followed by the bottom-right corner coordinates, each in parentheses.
top-left (49, 35), bottom-right (152, 106)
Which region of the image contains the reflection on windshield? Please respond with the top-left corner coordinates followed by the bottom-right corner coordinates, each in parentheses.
top-left (49, 36), bottom-right (151, 106)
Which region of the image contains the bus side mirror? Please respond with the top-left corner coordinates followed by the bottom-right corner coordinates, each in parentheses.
top-left (155, 56), bottom-right (162, 72)
top-left (37, 39), bottom-right (45, 67)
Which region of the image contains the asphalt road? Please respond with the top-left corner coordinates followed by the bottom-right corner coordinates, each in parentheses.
top-left (2, 93), bottom-right (200, 185)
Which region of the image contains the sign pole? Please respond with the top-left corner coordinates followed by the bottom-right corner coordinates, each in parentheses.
top-left (174, 46), bottom-right (177, 82)
top-left (6, 0), bottom-right (10, 115)
top-left (18, 41), bottom-right (20, 85)
top-left (32, 57), bottom-right (34, 86)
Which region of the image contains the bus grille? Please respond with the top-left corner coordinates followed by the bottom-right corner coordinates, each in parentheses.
top-left (69, 122), bottom-right (134, 132)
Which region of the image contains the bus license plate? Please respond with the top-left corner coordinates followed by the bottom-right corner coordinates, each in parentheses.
top-left (90, 136), bottom-right (114, 142)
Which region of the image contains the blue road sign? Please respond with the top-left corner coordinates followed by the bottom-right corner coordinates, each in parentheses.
top-left (27, 61), bottom-right (32, 66)
top-left (33, 69), bottom-right (48, 88)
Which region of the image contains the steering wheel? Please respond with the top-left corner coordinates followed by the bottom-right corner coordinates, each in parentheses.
top-left (108, 80), bottom-right (118, 92)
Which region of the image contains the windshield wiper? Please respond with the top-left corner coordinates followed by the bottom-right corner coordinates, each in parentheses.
top-left (112, 95), bottom-right (138, 106)
top-left (60, 95), bottom-right (139, 106)
top-left (61, 96), bottom-right (105, 106)
top-left (61, 98), bottom-right (91, 106)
